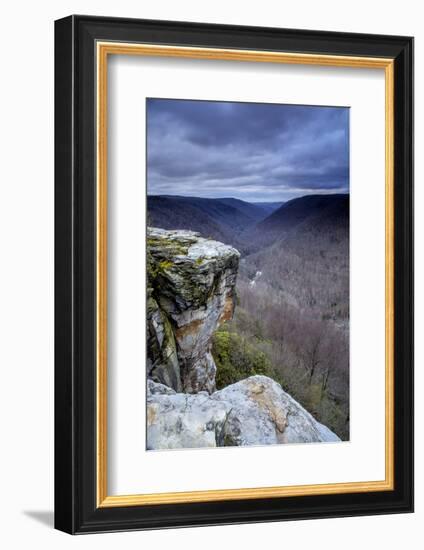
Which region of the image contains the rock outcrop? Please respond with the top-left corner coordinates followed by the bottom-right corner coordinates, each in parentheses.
top-left (147, 227), bottom-right (240, 393)
top-left (147, 290), bottom-right (181, 392)
top-left (146, 227), bottom-right (340, 449)
top-left (147, 376), bottom-right (340, 449)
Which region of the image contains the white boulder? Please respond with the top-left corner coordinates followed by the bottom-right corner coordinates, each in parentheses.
top-left (147, 375), bottom-right (340, 450)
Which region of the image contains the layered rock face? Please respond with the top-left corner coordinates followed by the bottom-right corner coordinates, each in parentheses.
top-left (147, 227), bottom-right (240, 393)
top-left (146, 227), bottom-right (340, 449)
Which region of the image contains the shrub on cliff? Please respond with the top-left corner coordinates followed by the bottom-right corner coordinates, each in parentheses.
top-left (212, 328), bottom-right (274, 389)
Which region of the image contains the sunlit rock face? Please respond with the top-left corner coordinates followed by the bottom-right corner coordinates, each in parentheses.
top-left (147, 227), bottom-right (240, 393)
top-left (146, 376), bottom-right (341, 449)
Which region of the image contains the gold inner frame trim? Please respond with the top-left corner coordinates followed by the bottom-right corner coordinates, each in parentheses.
top-left (96, 41), bottom-right (395, 508)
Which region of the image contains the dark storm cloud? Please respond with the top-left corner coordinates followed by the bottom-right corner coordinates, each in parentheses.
top-left (147, 98), bottom-right (349, 202)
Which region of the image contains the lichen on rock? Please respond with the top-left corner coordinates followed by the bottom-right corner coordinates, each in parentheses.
top-left (147, 227), bottom-right (240, 393)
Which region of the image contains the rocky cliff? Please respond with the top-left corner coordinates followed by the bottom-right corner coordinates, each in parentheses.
top-left (147, 227), bottom-right (240, 394)
top-left (147, 227), bottom-right (340, 449)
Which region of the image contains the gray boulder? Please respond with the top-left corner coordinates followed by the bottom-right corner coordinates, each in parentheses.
top-left (147, 375), bottom-right (340, 450)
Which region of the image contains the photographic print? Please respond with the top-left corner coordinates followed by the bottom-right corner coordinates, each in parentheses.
top-left (146, 98), bottom-right (349, 450)
top-left (55, 18), bottom-right (413, 532)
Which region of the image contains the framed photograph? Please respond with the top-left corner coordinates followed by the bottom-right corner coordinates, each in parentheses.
top-left (54, 15), bottom-right (413, 534)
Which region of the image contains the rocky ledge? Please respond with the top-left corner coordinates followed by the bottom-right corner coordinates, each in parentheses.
top-left (147, 376), bottom-right (340, 449)
top-left (146, 227), bottom-right (340, 449)
top-left (147, 227), bottom-right (240, 394)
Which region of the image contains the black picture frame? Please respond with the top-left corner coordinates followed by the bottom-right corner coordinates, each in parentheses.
top-left (55, 15), bottom-right (414, 534)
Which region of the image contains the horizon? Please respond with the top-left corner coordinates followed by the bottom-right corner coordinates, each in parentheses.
top-left (147, 191), bottom-right (349, 205)
top-left (147, 98), bottom-right (349, 203)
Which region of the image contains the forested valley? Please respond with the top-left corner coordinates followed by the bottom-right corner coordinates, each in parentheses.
top-left (148, 193), bottom-right (350, 439)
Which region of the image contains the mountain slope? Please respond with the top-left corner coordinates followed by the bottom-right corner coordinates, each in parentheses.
top-left (216, 197), bottom-right (273, 223)
top-left (243, 194), bottom-right (349, 250)
top-left (147, 195), bottom-right (271, 250)
top-left (239, 193), bottom-right (349, 320)
top-left (251, 201), bottom-right (284, 215)
top-left (258, 194), bottom-right (348, 231)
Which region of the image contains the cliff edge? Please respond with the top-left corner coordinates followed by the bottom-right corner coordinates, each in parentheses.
top-left (146, 227), bottom-right (340, 448)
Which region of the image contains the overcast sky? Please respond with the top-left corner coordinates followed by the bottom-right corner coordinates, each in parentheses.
top-left (146, 98), bottom-right (349, 203)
